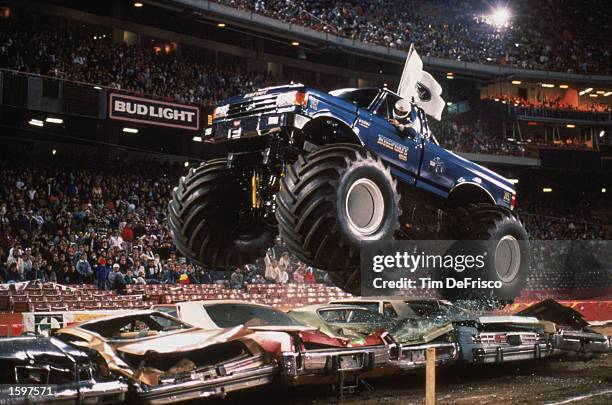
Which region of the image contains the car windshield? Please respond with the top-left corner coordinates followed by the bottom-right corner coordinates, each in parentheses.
top-left (338, 302), bottom-right (379, 313)
top-left (80, 313), bottom-right (190, 339)
top-left (405, 301), bottom-right (474, 323)
top-left (332, 88), bottom-right (379, 109)
top-left (205, 303), bottom-right (306, 328)
top-left (318, 308), bottom-right (392, 324)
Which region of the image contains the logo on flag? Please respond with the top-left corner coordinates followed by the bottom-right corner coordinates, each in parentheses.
top-left (397, 45), bottom-right (445, 121)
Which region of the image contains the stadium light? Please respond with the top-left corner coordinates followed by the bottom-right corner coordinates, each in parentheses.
top-left (93, 86), bottom-right (102, 90)
top-left (600, 130), bottom-right (605, 137)
top-left (490, 7), bottom-right (510, 27)
top-left (134, 2), bottom-right (143, 7)
top-left (28, 119), bottom-right (43, 127)
top-left (602, 188), bottom-right (607, 193)
top-left (589, 94), bottom-right (598, 98)
top-left (122, 127), bottom-right (138, 134)
top-left (541, 83), bottom-right (554, 88)
top-left (52, 149), bottom-right (57, 155)
top-left (192, 136), bottom-right (203, 142)
top-left (604, 92), bottom-right (612, 97)
top-left (566, 124), bottom-right (575, 128)
top-left (542, 187), bottom-right (553, 193)
top-left (511, 80), bottom-right (522, 85)
top-left (559, 84), bottom-right (569, 89)
top-left (184, 161), bottom-right (190, 167)
top-left (447, 102), bottom-right (453, 106)
top-left (45, 117), bottom-right (63, 124)
top-left (584, 88), bottom-right (593, 93)
top-left (291, 41), bottom-right (300, 46)
top-left (217, 23), bottom-right (226, 28)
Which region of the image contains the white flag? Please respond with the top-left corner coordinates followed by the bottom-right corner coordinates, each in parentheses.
top-left (397, 45), bottom-right (445, 121)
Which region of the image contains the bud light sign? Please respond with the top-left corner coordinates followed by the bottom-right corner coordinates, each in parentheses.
top-left (109, 93), bottom-right (200, 130)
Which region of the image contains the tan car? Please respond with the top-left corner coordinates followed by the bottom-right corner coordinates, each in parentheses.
top-left (170, 300), bottom-right (398, 388)
top-left (54, 310), bottom-right (276, 404)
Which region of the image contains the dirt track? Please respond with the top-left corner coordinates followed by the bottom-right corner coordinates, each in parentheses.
top-left (217, 354), bottom-right (611, 405)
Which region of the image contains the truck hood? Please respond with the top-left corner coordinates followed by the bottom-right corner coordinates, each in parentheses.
top-left (221, 84), bottom-right (307, 106)
top-left (446, 149), bottom-right (515, 194)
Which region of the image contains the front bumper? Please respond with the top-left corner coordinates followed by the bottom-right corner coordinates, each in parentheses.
top-left (134, 364), bottom-right (277, 404)
top-left (394, 343), bottom-right (459, 370)
top-left (213, 111), bottom-right (303, 142)
top-left (472, 343), bottom-right (551, 364)
top-left (281, 345), bottom-right (393, 384)
top-left (4, 380), bottom-right (129, 405)
top-left (553, 332), bottom-right (610, 353)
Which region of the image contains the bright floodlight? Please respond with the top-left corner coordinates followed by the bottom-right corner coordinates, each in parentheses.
top-left (491, 7), bottom-right (510, 27)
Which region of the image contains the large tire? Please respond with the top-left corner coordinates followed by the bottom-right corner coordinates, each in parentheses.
top-left (168, 159), bottom-right (274, 269)
top-left (441, 203), bottom-right (530, 301)
top-left (276, 143), bottom-right (401, 275)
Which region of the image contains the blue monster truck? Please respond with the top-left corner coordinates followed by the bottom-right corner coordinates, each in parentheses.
top-left (168, 84), bottom-right (529, 299)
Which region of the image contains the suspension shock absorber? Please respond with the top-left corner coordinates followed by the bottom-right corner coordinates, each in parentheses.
top-left (251, 171), bottom-right (260, 209)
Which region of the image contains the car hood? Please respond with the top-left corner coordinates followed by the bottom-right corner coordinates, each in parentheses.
top-left (246, 325), bottom-right (316, 333)
top-left (477, 315), bottom-right (540, 324)
top-left (116, 326), bottom-right (253, 356)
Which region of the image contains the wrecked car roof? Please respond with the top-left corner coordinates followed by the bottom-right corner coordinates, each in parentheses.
top-left (517, 299), bottom-right (590, 329)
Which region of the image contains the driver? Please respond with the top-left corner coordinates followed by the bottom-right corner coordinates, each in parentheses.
top-left (389, 98), bottom-right (428, 138)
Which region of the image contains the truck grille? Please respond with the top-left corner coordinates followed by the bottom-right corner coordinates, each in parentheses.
top-left (226, 94), bottom-right (278, 119)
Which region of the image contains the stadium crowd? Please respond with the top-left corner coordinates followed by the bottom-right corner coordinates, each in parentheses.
top-left (0, 13), bottom-right (275, 105)
top-left (0, 145), bottom-right (327, 289)
top-left (0, 144), bottom-right (609, 289)
top-left (219, 0), bottom-right (611, 74)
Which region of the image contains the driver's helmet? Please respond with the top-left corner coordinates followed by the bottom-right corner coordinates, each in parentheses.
top-left (393, 98), bottom-right (412, 121)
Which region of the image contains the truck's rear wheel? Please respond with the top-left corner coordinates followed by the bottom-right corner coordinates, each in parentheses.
top-left (441, 203), bottom-right (530, 301)
top-left (275, 143), bottom-right (400, 274)
top-left (168, 159), bottom-right (274, 269)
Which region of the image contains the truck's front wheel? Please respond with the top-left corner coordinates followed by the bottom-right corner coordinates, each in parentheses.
top-left (276, 144), bottom-right (400, 274)
top-left (442, 203), bottom-right (530, 301)
top-left (168, 159), bottom-right (274, 269)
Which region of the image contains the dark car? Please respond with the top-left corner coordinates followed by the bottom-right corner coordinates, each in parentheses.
top-left (0, 335), bottom-right (128, 404)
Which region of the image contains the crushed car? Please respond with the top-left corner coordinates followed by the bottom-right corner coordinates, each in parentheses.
top-left (53, 310), bottom-right (276, 404)
top-left (330, 298), bottom-right (551, 364)
top-left (0, 335), bottom-right (128, 404)
top-left (517, 299), bottom-right (610, 353)
top-left (171, 300), bottom-right (397, 388)
top-left (290, 303), bottom-right (458, 371)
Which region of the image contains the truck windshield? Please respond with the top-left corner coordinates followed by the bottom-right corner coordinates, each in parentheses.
top-left (332, 88), bottom-right (379, 109)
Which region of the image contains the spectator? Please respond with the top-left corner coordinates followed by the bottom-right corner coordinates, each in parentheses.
top-left (76, 252), bottom-right (93, 284)
top-left (230, 266), bottom-right (244, 289)
top-left (95, 257), bottom-right (110, 290)
top-left (107, 263), bottom-right (126, 293)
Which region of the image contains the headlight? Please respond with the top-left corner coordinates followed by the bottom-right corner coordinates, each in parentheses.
top-left (276, 91), bottom-right (309, 108)
top-left (212, 104), bottom-right (229, 119)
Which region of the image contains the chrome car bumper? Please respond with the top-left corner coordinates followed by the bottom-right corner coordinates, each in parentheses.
top-left (394, 342), bottom-right (459, 370)
top-left (553, 333), bottom-right (610, 353)
top-left (472, 343), bottom-right (551, 363)
top-left (4, 380), bottom-right (129, 405)
top-left (135, 364), bottom-right (277, 404)
top-left (282, 345), bottom-right (391, 378)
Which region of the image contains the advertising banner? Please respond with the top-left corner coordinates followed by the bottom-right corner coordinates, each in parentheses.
top-left (109, 93), bottom-right (200, 130)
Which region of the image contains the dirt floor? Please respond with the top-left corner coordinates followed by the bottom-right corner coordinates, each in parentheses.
top-left (217, 353), bottom-right (611, 405)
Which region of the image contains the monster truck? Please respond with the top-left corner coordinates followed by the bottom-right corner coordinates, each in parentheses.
top-left (168, 84), bottom-right (529, 299)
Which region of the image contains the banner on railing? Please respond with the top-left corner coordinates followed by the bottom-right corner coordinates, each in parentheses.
top-left (109, 93), bottom-right (200, 130)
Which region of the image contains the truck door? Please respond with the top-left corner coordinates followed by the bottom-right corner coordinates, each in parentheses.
top-left (418, 138), bottom-right (456, 199)
top-left (364, 92), bottom-right (421, 186)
